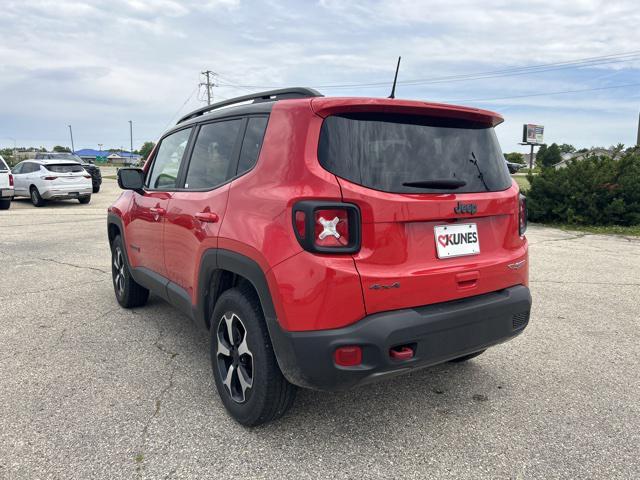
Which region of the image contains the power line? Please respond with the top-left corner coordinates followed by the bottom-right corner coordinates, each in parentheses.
top-left (448, 81), bottom-right (640, 103)
top-left (215, 50), bottom-right (640, 90)
top-left (163, 85), bottom-right (199, 131)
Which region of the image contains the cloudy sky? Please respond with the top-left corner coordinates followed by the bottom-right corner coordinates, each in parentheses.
top-left (1, 0), bottom-right (639, 153)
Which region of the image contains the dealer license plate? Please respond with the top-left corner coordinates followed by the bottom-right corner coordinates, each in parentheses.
top-left (434, 223), bottom-right (480, 259)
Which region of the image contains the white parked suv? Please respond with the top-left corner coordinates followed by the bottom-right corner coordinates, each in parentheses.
top-left (12, 159), bottom-right (92, 207)
top-left (0, 155), bottom-right (14, 210)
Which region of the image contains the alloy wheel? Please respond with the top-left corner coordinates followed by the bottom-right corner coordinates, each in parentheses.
top-left (112, 247), bottom-right (126, 298)
top-left (216, 312), bottom-right (254, 403)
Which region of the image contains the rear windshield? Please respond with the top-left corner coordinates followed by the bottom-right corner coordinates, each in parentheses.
top-left (44, 163), bottom-right (84, 173)
top-left (0, 156), bottom-right (7, 171)
top-left (318, 113), bottom-right (511, 194)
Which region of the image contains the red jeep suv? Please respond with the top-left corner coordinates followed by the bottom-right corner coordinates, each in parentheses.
top-left (108, 88), bottom-right (531, 426)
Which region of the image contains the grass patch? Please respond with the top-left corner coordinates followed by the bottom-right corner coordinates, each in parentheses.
top-left (512, 175), bottom-right (530, 192)
top-left (539, 223), bottom-right (640, 237)
top-left (103, 175), bottom-right (117, 180)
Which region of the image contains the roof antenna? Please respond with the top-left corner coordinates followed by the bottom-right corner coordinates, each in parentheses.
top-left (388, 56), bottom-right (401, 99)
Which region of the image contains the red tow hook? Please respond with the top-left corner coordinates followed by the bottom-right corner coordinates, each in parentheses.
top-left (390, 345), bottom-right (414, 361)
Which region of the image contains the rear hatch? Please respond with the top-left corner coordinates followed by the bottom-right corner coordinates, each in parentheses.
top-left (43, 163), bottom-right (91, 189)
top-left (316, 107), bottom-right (527, 315)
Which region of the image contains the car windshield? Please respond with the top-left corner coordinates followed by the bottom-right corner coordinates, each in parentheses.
top-left (44, 163), bottom-right (84, 173)
top-left (318, 113), bottom-right (511, 194)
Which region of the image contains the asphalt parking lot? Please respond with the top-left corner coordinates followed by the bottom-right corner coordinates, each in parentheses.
top-left (1, 179), bottom-right (639, 479)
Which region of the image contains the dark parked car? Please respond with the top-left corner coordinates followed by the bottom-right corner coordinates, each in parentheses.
top-left (506, 160), bottom-right (525, 174)
top-left (35, 153), bottom-right (102, 193)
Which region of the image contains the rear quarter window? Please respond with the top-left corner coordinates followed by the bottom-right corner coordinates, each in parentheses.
top-left (318, 113), bottom-right (511, 194)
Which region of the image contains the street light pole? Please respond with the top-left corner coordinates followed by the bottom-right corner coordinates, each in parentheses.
top-left (68, 125), bottom-right (75, 153)
top-left (128, 120), bottom-right (133, 159)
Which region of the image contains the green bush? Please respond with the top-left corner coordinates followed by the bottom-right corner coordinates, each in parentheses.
top-left (527, 150), bottom-right (640, 226)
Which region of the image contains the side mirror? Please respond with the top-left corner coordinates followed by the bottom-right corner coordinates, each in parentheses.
top-left (117, 168), bottom-right (145, 193)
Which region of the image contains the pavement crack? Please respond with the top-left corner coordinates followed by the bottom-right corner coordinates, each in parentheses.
top-left (531, 279), bottom-right (640, 286)
top-left (135, 317), bottom-right (180, 476)
top-left (528, 233), bottom-right (587, 246)
top-left (36, 257), bottom-right (109, 274)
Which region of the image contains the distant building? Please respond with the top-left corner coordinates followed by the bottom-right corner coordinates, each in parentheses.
top-left (75, 149), bottom-right (141, 165)
top-left (553, 148), bottom-right (614, 169)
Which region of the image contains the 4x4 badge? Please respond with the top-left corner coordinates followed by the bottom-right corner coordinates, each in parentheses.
top-left (454, 202), bottom-right (477, 214)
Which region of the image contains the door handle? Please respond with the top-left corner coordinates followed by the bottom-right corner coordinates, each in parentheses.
top-left (149, 207), bottom-right (166, 215)
top-left (195, 212), bottom-right (219, 223)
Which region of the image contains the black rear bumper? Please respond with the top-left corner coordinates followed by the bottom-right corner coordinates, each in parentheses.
top-left (272, 285), bottom-right (531, 391)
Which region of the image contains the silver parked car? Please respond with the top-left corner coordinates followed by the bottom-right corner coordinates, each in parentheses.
top-left (12, 159), bottom-right (92, 207)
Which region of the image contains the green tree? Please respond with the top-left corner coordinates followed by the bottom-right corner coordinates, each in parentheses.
top-left (52, 145), bottom-right (71, 153)
top-left (139, 141), bottom-right (155, 160)
top-left (558, 143), bottom-right (576, 154)
top-left (504, 152), bottom-right (525, 164)
top-left (536, 143), bottom-right (562, 168)
top-left (527, 151), bottom-right (640, 226)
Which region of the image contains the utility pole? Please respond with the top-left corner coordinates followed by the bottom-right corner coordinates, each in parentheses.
top-left (98, 143), bottom-right (103, 151)
top-left (200, 70), bottom-right (217, 105)
top-left (129, 120), bottom-right (133, 156)
top-left (68, 125), bottom-right (75, 153)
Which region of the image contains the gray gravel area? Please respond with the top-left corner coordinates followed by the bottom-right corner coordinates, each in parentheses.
top-left (1, 180), bottom-right (639, 479)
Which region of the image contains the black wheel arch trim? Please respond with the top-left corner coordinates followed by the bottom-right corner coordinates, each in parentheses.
top-left (105, 216), bottom-right (302, 385)
top-left (196, 249), bottom-right (302, 385)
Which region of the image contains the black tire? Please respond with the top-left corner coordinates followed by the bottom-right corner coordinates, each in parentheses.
top-left (93, 185), bottom-right (100, 194)
top-left (0, 198), bottom-right (10, 210)
top-left (30, 186), bottom-right (45, 207)
top-left (449, 350), bottom-right (486, 363)
top-left (210, 285), bottom-right (296, 426)
top-left (79, 195), bottom-right (91, 204)
top-left (111, 235), bottom-right (149, 308)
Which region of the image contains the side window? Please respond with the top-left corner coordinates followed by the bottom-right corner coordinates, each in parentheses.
top-left (23, 162), bottom-right (38, 173)
top-left (12, 163), bottom-right (23, 174)
top-left (237, 116), bottom-right (268, 175)
top-left (184, 119), bottom-right (243, 190)
top-left (147, 128), bottom-right (192, 189)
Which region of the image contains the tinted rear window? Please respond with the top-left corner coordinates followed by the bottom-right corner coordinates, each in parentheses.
top-left (44, 163), bottom-right (84, 173)
top-left (318, 113), bottom-right (511, 194)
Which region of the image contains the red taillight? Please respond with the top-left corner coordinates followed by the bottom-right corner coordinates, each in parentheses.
top-left (314, 209), bottom-right (349, 247)
top-left (294, 211), bottom-right (306, 238)
top-left (519, 194), bottom-right (527, 236)
top-left (8, 174), bottom-right (13, 187)
top-left (334, 346), bottom-right (362, 367)
top-left (83, 175), bottom-right (91, 179)
top-left (292, 201), bottom-right (361, 253)
top-left (42, 176), bottom-right (57, 181)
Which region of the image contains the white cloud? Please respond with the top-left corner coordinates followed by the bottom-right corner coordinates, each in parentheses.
top-left (0, 0), bottom-right (638, 150)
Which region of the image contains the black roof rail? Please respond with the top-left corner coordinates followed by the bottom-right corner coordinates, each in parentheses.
top-left (176, 87), bottom-right (323, 125)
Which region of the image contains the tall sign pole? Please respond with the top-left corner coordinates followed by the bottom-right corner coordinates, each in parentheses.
top-left (68, 125), bottom-right (75, 153)
top-left (519, 123), bottom-right (544, 170)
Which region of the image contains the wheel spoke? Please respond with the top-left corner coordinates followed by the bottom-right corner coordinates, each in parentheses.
top-left (224, 314), bottom-right (235, 345)
top-left (237, 335), bottom-right (252, 360)
top-left (222, 364), bottom-right (235, 392)
top-left (237, 365), bottom-right (253, 401)
top-left (216, 336), bottom-right (231, 357)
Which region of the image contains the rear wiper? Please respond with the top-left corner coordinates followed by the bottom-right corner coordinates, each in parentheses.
top-left (402, 179), bottom-right (467, 189)
top-left (469, 151), bottom-right (490, 191)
